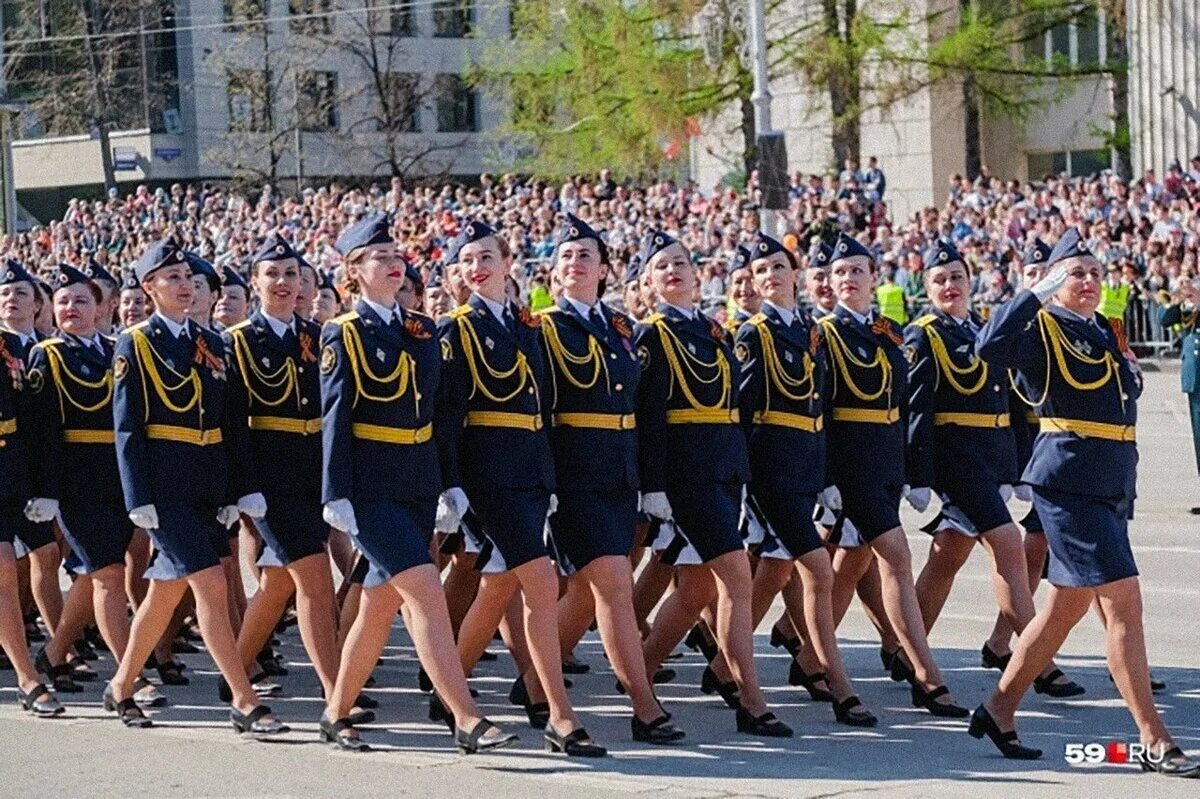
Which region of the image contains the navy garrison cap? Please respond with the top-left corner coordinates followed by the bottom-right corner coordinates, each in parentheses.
top-left (50, 264), bottom-right (91, 291)
top-left (426, 265), bottom-right (444, 289)
top-left (134, 237), bottom-right (187, 282)
top-left (811, 238), bottom-right (835, 267)
top-left (336, 212), bottom-right (392, 257)
top-left (923, 237), bottom-right (963, 270)
top-left (554, 212), bottom-right (609, 264)
top-left (221, 265), bottom-right (249, 292)
top-left (318, 270), bottom-right (341, 302)
top-left (185, 251), bottom-right (221, 292)
top-left (253, 231), bottom-right (300, 264)
top-left (83, 258), bottom-right (118, 287)
top-left (405, 263), bottom-right (422, 287)
top-left (749, 232), bottom-right (798, 270)
top-left (120, 272), bottom-right (141, 292)
top-left (729, 245), bottom-right (752, 273)
top-left (1046, 227), bottom-right (1092, 267)
top-left (829, 231), bottom-right (873, 264)
top-left (0, 260), bottom-right (35, 286)
top-left (443, 218), bottom-right (498, 266)
top-left (623, 254), bottom-right (642, 285)
top-left (1023, 237), bottom-right (1053, 267)
top-left (638, 229), bottom-right (680, 268)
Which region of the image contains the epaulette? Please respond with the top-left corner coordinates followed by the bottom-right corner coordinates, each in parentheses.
top-left (448, 304), bottom-right (473, 319)
top-left (642, 312), bottom-right (664, 324)
top-left (331, 310), bottom-right (360, 325)
top-left (747, 312), bottom-right (767, 326)
top-left (127, 320), bottom-right (152, 332)
top-left (914, 314), bottom-right (938, 328)
top-left (226, 319), bottom-right (253, 333)
top-left (31, 337), bottom-right (63, 352)
top-left (407, 308), bottom-right (433, 321)
top-left (539, 306), bottom-right (562, 315)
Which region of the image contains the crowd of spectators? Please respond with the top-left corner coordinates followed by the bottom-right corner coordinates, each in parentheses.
top-left (5, 154), bottom-right (1200, 344)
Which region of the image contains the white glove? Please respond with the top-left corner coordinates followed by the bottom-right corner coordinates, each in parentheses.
top-left (216, 505), bottom-right (240, 529)
top-left (129, 504), bottom-right (159, 530)
top-left (906, 486), bottom-right (931, 513)
top-left (236, 493), bottom-right (267, 519)
top-left (435, 487), bottom-right (470, 534)
top-left (999, 484), bottom-right (1014, 503)
top-left (818, 485), bottom-right (842, 512)
top-left (1013, 484), bottom-right (1033, 503)
top-left (323, 499), bottom-right (359, 535)
top-left (24, 498), bottom-right (59, 523)
top-left (1031, 264), bottom-right (1069, 303)
top-left (640, 491), bottom-right (673, 521)
top-left (548, 494), bottom-right (558, 515)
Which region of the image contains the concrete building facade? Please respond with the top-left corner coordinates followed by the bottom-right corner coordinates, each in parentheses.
top-left (1128, 0), bottom-right (1200, 175)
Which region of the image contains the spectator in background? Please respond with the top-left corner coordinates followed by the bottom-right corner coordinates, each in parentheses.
top-left (863, 156), bottom-right (886, 202)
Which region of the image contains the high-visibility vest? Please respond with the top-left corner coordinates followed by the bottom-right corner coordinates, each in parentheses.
top-left (1098, 281), bottom-right (1130, 320)
top-left (876, 282), bottom-right (907, 324)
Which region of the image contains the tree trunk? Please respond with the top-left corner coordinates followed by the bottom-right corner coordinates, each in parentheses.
top-left (78, 0), bottom-right (117, 191)
top-left (97, 125), bottom-right (117, 191)
top-left (1106, 1), bottom-right (1132, 179)
top-left (739, 81), bottom-right (756, 179)
top-left (963, 75), bottom-right (981, 179)
top-left (824, 0), bottom-right (860, 168)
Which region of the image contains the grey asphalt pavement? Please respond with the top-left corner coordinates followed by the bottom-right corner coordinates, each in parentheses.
top-left (1, 365), bottom-right (1197, 798)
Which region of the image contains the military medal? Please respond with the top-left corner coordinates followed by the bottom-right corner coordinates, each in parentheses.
top-left (485, 336), bottom-right (494, 350)
top-left (376, 347), bottom-right (386, 362)
top-left (784, 351), bottom-right (794, 363)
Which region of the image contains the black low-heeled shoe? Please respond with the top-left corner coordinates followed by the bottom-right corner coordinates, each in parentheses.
top-left (418, 666), bottom-right (433, 693)
top-left (429, 694), bottom-right (454, 731)
top-left (67, 656), bottom-right (98, 681)
top-left (545, 726), bottom-right (607, 757)
top-left (1137, 745), bottom-right (1200, 777)
top-left (478, 649), bottom-right (498, 662)
top-left (74, 638), bottom-right (99, 661)
top-left (788, 663), bottom-right (834, 702)
top-left (525, 701), bottom-right (550, 729)
top-left (354, 692), bottom-right (379, 709)
top-left (911, 684), bottom-right (969, 718)
top-left (685, 624), bottom-right (719, 662)
top-left (133, 677), bottom-right (169, 707)
top-left (346, 708), bottom-right (376, 726)
top-left (700, 665), bottom-right (741, 710)
top-left (968, 705), bottom-right (1041, 760)
top-left (615, 666), bottom-right (677, 694)
top-left (735, 707), bottom-right (793, 738)
top-left (319, 714), bottom-right (370, 752)
top-left (171, 638), bottom-right (199, 655)
top-left (255, 648), bottom-right (288, 677)
top-left (562, 656), bottom-right (590, 675)
top-left (34, 648), bottom-right (81, 694)
top-left (888, 651), bottom-right (915, 683)
top-left (18, 681), bottom-right (64, 717)
top-left (103, 686), bottom-right (152, 728)
top-left (980, 643), bottom-right (1012, 672)
top-left (1033, 668), bottom-right (1085, 698)
top-left (632, 714), bottom-right (686, 744)
top-left (832, 695), bottom-right (877, 728)
top-left (769, 626), bottom-right (801, 656)
top-left (456, 719), bottom-right (518, 754)
top-left (508, 674), bottom-right (529, 706)
top-left (1109, 670), bottom-right (1167, 693)
top-left (230, 704), bottom-right (290, 735)
top-left (148, 656), bottom-right (189, 686)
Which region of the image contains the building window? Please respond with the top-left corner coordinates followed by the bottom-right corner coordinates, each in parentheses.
top-left (290, 0), bottom-right (332, 35)
top-left (228, 70), bottom-right (271, 132)
top-left (435, 74), bottom-right (477, 132)
top-left (380, 73), bottom-right (420, 132)
top-left (298, 71), bottom-right (338, 131)
top-left (1026, 7), bottom-right (1106, 68)
top-left (433, 0), bottom-right (472, 38)
top-left (1027, 149), bottom-right (1109, 179)
top-left (368, 0), bottom-right (414, 36)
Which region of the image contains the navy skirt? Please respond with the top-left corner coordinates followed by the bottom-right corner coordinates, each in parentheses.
top-left (59, 503), bottom-right (132, 574)
top-left (254, 501), bottom-right (329, 568)
top-left (469, 487), bottom-right (550, 573)
top-left (352, 498), bottom-right (436, 588)
top-left (837, 479), bottom-right (904, 544)
top-left (144, 503), bottom-right (225, 581)
top-left (14, 517), bottom-right (56, 555)
top-left (548, 488), bottom-right (638, 575)
top-left (665, 480), bottom-right (744, 564)
top-left (1021, 505), bottom-right (1044, 534)
top-left (750, 489), bottom-right (823, 559)
top-left (1032, 486), bottom-right (1138, 588)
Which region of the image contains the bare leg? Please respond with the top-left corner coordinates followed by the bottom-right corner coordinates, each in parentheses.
top-left (457, 572), bottom-right (520, 674)
top-left (913, 530), bottom-right (976, 634)
top-left (986, 532), bottom-right (1048, 655)
top-left (631, 550), bottom-right (674, 637)
top-left (26, 543), bottom-right (64, 636)
top-left (0, 544), bottom-right (50, 698)
top-left (443, 548), bottom-right (480, 636)
top-left (513, 556), bottom-right (580, 734)
top-left (708, 551), bottom-right (769, 715)
top-left (642, 565), bottom-right (716, 673)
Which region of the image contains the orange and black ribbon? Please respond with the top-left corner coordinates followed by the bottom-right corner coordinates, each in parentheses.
top-left (518, 306), bottom-right (540, 329)
top-left (404, 316), bottom-right (432, 340)
top-left (871, 316), bottom-right (903, 346)
top-left (192, 336), bottom-right (224, 372)
top-left (809, 324), bottom-right (821, 357)
top-left (707, 317), bottom-right (726, 343)
top-left (611, 314), bottom-right (633, 340)
top-left (298, 330), bottom-right (318, 362)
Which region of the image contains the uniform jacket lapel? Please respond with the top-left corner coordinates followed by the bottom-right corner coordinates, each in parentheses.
top-left (467, 293), bottom-right (519, 348)
top-left (355, 300), bottom-right (405, 349)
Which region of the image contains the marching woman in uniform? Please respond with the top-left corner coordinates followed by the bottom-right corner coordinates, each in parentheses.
top-left (24, 266), bottom-right (164, 704)
top-left (107, 237), bottom-right (289, 735)
top-left (715, 232), bottom-right (876, 727)
top-left (221, 233), bottom-right (341, 708)
top-left (634, 229), bottom-right (790, 738)
top-left (816, 232), bottom-right (967, 717)
top-left (318, 214), bottom-right (517, 754)
top-left (971, 229), bottom-right (1198, 775)
top-left (726, 254), bottom-right (759, 332)
top-left (904, 239), bottom-right (1082, 698)
top-left (538, 213), bottom-right (684, 744)
top-left (435, 218), bottom-right (604, 757)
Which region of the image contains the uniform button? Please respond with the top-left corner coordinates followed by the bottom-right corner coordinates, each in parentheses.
top-left (615, 383), bottom-right (623, 391)
top-left (1121, 393), bottom-right (1128, 401)
top-left (813, 393), bottom-right (820, 400)
top-left (993, 385), bottom-right (1000, 392)
top-left (528, 387), bottom-right (535, 395)
top-left (609, 353), bottom-right (617, 360)
top-left (298, 367), bottom-right (304, 374)
top-left (301, 398), bottom-right (309, 405)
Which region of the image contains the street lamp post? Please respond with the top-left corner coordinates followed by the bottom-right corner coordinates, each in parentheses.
top-left (746, 0), bottom-right (776, 237)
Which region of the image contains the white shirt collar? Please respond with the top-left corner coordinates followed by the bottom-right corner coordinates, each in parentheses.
top-left (564, 295), bottom-right (602, 320)
top-left (1054, 304), bottom-right (1097, 326)
top-left (474, 293), bottom-right (509, 325)
top-left (837, 302), bottom-right (872, 325)
top-left (362, 297), bottom-right (401, 325)
top-left (763, 300), bottom-right (795, 327)
top-left (155, 312), bottom-right (188, 338)
top-left (261, 311), bottom-right (295, 339)
top-left (665, 302), bottom-right (696, 321)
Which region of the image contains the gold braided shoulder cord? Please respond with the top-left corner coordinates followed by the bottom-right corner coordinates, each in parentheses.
top-left (44, 345), bottom-right (112, 418)
top-left (456, 315), bottom-right (531, 404)
top-left (1038, 311), bottom-right (1126, 413)
top-left (924, 324), bottom-right (988, 395)
top-left (541, 315), bottom-right (609, 393)
top-left (821, 321), bottom-right (891, 403)
top-left (754, 321), bottom-right (814, 405)
top-left (342, 322), bottom-right (417, 412)
top-left (131, 329), bottom-right (201, 415)
top-left (230, 329), bottom-right (297, 409)
top-left (655, 320), bottom-right (729, 410)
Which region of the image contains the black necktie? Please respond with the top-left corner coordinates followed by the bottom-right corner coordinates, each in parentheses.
top-left (589, 306), bottom-right (604, 329)
top-left (281, 325), bottom-right (296, 346)
top-left (502, 306), bottom-right (516, 334)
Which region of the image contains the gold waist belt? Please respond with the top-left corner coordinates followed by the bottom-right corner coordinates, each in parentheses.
top-left (146, 424), bottom-right (223, 446)
top-left (249, 416), bottom-right (322, 436)
top-left (752, 410), bottom-right (822, 432)
top-left (465, 411), bottom-right (543, 431)
top-left (0, 418), bottom-right (16, 436)
top-left (665, 408), bottom-right (740, 425)
top-left (830, 407), bottom-right (899, 424)
top-left (1039, 417), bottom-right (1135, 442)
top-left (933, 412), bottom-right (1010, 429)
top-left (552, 412), bottom-right (636, 430)
top-left (63, 429), bottom-right (115, 444)
top-left (351, 422), bottom-right (433, 444)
